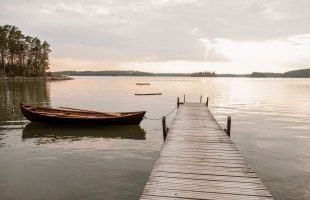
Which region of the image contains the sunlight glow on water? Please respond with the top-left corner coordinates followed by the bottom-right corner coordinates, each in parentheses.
top-left (0, 77), bottom-right (310, 200)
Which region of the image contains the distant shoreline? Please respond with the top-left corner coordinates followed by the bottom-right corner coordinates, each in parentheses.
top-left (0, 76), bottom-right (73, 81)
top-left (53, 68), bottom-right (310, 78)
top-left (2, 68), bottom-right (309, 79)
top-left (55, 75), bottom-right (310, 78)
top-left (66, 75), bottom-right (309, 78)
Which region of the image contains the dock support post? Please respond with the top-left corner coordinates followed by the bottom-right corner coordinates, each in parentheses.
top-left (184, 95), bottom-right (186, 103)
top-left (206, 97), bottom-right (209, 107)
top-left (162, 116), bottom-right (168, 140)
top-left (226, 116), bottom-right (231, 137)
top-left (177, 97), bottom-right (180, 108)
top-left (200, 96), bottom-right (202, 103)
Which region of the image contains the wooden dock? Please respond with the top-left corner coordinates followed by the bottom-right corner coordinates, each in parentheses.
top-left (140, 103), bottom-right (273, 200)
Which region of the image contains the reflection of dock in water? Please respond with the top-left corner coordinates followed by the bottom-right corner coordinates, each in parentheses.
top-left (22, 122), bottom-right (146, 141)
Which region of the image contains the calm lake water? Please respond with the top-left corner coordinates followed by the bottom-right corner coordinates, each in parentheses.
top-left (0, 76), bottom-right (309, 200)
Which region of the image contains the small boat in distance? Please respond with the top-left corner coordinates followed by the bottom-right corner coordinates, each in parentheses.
top-left (136, 83), bottom-right (150, 85)
top-left (135, 93), bottom-right (162, 96)
top-left (20, 103), bottom-right (146, 125)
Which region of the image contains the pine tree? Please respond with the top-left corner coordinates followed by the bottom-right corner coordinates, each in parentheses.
top-left (0, 25), bottom-right (51, 77)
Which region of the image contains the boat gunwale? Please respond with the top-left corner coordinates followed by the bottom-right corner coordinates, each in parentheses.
top-left (20, 103), bottom-right (146, 120)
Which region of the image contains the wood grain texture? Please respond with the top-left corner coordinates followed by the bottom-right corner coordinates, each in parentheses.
top-left (140, 103), bottom-right (273, 200)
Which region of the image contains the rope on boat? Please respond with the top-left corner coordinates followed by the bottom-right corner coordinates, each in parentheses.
top-left (144, 106), bottom-right (178, 121)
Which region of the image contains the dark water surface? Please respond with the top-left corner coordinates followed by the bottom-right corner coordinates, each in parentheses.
top-left (0, 77), bottom-right (309, 200)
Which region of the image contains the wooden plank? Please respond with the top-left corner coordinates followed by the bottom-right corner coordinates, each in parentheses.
top-left (156, 160), bottom-right (249, 168)
top-left (144, 184), bottom-right (272, 197)
top-left (156, 156), bottom-right (248, 164)
top-left (146, 177), bottom-right (267, 190)
top-left (140, 103), bottom-right (273, 199)
top-left (164, 140), bottom-right (236, 146)
top-left (161, 148), bottom-right (241, 154)
top-left (142, 189), bottom-right (273, 200)
top-left (152, 167), bottom-right (255, 175)
top-left (152, 163), bottom-right (255, 173)
top-left (158, 154), bottom-right (247, 161)
top-left (158, 151), bottom-right (247, 158)
top-left (155, 161), bottom-right (252, 169)
top-left (150, 171), bottom-right (264, 184)
top-left (152, 169), bottom-right (258, 178)
top-left (141, 195), bottom-right (189, 200)
top-left (157, 157), bottom-right (249, 165)
top-left (162, 145), bottom-right (240, 151)
top-left (141, 195), bottom-right (271, 200)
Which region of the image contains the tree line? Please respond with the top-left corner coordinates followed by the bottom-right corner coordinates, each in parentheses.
top-left (56, 70), bottom-right (190, 77)
top-left (0, 25), bottom-right (51, 77)
top-left (251, 68), bottom-right (310, 78)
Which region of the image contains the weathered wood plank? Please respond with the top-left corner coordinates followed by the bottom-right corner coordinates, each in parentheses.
top-left (157, 157), bottom-right (249, 165)
top-left (142, 189), bottom-right (273, 200)
top-left (162, 145), bottom-right (240, 151)
top-left (140, 195), bottom-right (272, 200)
top-left (156, 160), bottom-right (250, 168)
top-left (146, 177), bottom-right (267, 189)
top-left (152, 163), bottom-right (255, 173)
top-left (150, 171), bottom-right (264, 184)
top-left (152, 169), bottom-right (258, 178)
top-left (144, 184), bottom-right (272, 197)
top-left (159, 152), bottom-right (245, 158)
top-left (140, 103), bottom-right (273, 199)
top-left (158, 155), bottom-right (247, 161)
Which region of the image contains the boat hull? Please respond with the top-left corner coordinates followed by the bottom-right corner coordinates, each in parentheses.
top-left (20, 104), bottom-right (146, 125)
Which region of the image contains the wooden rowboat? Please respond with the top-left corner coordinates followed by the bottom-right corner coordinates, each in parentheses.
top-left (20, 103), bottom-right (146, 125)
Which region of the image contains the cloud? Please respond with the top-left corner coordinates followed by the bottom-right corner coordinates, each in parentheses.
top-left (247, 2), bottom-right (284, 20)
top-left (50, 57), bottom-right (120, 71)
top-left (189, 28), bottom-right (200, 36)
top-left (199, 39), bottom-right (230, 62)
top-left (0, 0), bottom-right (310, 72)
top-left (122, 34), bottom-right (310, 73)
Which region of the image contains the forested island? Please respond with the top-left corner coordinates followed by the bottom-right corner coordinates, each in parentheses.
top-left (191, 71), bottom-right (216, 77)
top-left (0, 25), bottom-right (51, 77)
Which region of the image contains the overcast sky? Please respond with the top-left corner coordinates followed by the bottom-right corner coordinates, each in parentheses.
top-left (1, 0), bottom-right (310, 73)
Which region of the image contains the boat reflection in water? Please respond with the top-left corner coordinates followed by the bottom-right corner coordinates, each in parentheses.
top-left (22, 122), bottom-right (146, 143)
